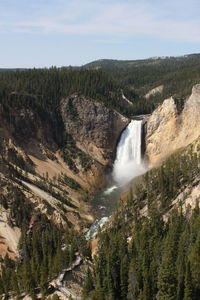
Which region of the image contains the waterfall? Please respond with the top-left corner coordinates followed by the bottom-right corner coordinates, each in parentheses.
top-left (86, 120), bottom-right (146, 240)
top-left (113, 120), bottom-right (145, 185)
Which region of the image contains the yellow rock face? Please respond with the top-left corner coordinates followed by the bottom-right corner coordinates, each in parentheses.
top-left (146, 84), bottom-right (200, 166)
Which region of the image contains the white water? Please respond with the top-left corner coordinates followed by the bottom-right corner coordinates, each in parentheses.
top-left (103, 185), bottom-right (118, 195)
top-left (85, 217), bottom-right (109, 240)
top-left (86, 120), bottom-right (146, 240)
top-left (113, 120), bottom-right (145, 186)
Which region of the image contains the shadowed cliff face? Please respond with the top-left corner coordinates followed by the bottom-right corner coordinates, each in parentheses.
top-left (145, 84), bottom-right (200, 165)
top-left (0, 106), bottom-right (60, 159)
top-left (60, 95), bottom-right (129, 165)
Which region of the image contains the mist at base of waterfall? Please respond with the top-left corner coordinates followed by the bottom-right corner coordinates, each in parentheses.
top-left (113, 161), bottom-right (146, 186)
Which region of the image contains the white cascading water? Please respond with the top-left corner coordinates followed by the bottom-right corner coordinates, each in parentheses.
top-left (112, 120), bottom-right (145, 186)
top-left (86, 120), bottom-right (146, 239)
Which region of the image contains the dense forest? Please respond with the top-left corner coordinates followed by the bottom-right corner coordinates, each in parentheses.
top-left (82, 145), bottom-right (200, 300)
top-left (1, 53), bottom-right (200, 120)
top-left (85, 53), bottom-right (200, 107)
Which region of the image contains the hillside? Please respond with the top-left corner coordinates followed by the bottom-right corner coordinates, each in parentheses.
top-left (84, 54), bottom-right (200, 69)
top-left (1, 53), bottom-right (200, 118)
top-left (84, 53), bottom-right (200, 115)
top-left (0, 92), bottom-right (129, 256)
top-left (0, 91), bottom-right (129, 298)
top-left (83, 138), bottom-right (200, 300)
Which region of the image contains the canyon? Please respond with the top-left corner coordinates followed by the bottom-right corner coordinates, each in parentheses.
top-left (0, 94), bottom-right (129, 260)
top-left (1, 84), bottom-right (200, 260)
top-left (0, 61), bottom-right (199, 299)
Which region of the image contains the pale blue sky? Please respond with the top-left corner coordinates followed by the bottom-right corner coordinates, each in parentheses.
top-left (0, 0), bottom-right (200, 68)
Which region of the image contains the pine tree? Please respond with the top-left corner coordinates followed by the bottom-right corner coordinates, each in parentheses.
top-left (120, 254), bottom-right (128, 300)
top-left (176, 229), bottom-right (188, 300)
top-left (189, 232), bottom-right (200, 295)
top-left (157, 221), bottom-right (178, 300)
top-left (82, 268), bottom-right (94, 299)
top-left (128, 259), bottom-right (139, 300)
top-left (184, 261), bottom-right (193, 300)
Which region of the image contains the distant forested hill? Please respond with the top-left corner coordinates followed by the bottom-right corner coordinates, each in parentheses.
top-left (84, 53), bottom-right (200, 108)
top-left (0, 53), bottom-right (200, 118)
top-left (84, 54), bottom-right (200, 70)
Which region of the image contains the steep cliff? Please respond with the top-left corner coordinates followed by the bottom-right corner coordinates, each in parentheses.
top-left (60, 95), bottom-right (129, 165)
top-left (145, 84), bottom-right (200, 165)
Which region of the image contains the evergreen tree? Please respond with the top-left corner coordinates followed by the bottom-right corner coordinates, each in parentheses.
top-left (82, 268), bottom-right (94, 299)
top-left (184, 261), bottom-right (193, 300)
top-left (189, 232), bottom-right (200, 297)
top-left (128, 259), bottom-right (139, 300)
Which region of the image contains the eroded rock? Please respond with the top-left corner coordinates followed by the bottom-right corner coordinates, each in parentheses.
top-left (145, 84), bottom-right (200, 165)
top-left (60, 95), bottom-right (129, 165)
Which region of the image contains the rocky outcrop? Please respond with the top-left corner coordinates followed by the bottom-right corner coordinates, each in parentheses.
top-left (144, 85), bottom-right (164, 99)
top-left (145, 84), bottom-right (200, 165)
top-left (60, 95), bottom-right (129, 165)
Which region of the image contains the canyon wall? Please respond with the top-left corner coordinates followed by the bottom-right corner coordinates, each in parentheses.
top-left (60, 95), bottom-right (129, 165)
top-left (145, 84), bottom-right (200, 165)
